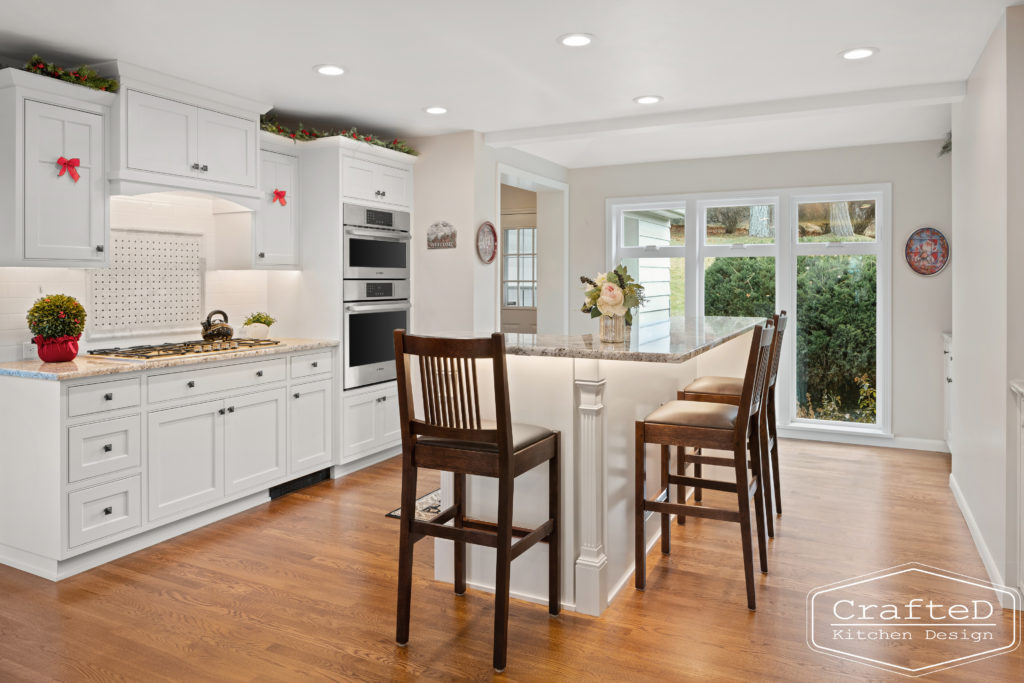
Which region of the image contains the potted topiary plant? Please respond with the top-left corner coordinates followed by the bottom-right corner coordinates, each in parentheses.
top-left (26, 294), bottom-right (87, 363)
top-left (243, 312), bottom-right (276, 340)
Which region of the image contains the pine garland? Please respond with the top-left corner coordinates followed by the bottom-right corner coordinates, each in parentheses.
top-left (22, 55), bottom-right (118, 92)
top-left (261, 115), bottom-right (417, 155)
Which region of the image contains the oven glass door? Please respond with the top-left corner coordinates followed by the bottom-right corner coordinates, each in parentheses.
top-left (344, 303), bottom-right (410, 388)
top-left (344, 228), bottom-right (410, 279)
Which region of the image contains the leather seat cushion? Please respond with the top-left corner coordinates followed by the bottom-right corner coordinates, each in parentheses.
top-left (645, 400), bottom-right (738, 430)
top-left (417, 420), bottom-right (553, 452)
top-left (683, 375), bottom-right (742, 397)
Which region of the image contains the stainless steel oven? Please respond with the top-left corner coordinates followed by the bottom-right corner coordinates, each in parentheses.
top-left (343, 203), bottom-right (411, 280)
top-left (343, 279), bottom-right (410, 389)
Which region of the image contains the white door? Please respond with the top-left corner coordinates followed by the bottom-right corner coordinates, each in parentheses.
top-left (126, 90), bottom-right (197, 178)
top-left (342, 157), bottom-right (377, 202)
top-left (377, 388), bottom-right (402, 446)
top-left (224, 389), bottom-right (286, 495)
top-left (197, 108), bottom-right (256, 187)
top-left (342, 390), bottom-right (380, 462)
top-left (376, 165), bottom-right (410, 208)
top-left (257, 151), bottom-right (299, 267)
top-left (23, 100), bottom-right (105, 262)
top-left (147, 401), bottom-right (224, 520)
top-left (289, 380), bottom-right (333, 472)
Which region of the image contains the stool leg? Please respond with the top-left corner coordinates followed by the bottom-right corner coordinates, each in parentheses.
top-left (733, 444), bottom-right (757, 610)
top-left (548, 435), bottom-right (561, 616)
top-left (493, 476), bottom-right (514, 672)
top-left (454, 472), bottom-right (467, 595)
top-left (693, 449), bottom-right (703, 503)
top-left (675, 446), bottom-right (686, 525)
top-left (755, 417), bottom-right (774, 540)
top-left (660, 445), bottom-right (671, 554)
top-left (749, 424), bottom-right (769, 574)
top-left (769, 393), bottom-right (782, 515)
top-left (395, 460), bottom-right (419, 645)
top-left (634, 422), bottom-right (647, 590)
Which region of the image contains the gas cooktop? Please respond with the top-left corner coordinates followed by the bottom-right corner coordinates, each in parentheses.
top-left (88, 339), bottom-right (281, 361)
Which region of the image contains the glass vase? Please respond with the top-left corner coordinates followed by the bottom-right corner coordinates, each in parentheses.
top-left (599, 315), bottom-right (626, 343)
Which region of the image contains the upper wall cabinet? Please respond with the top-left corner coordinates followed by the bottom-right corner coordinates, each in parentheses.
top-left (256, 148), bottom-right (299, 268)
top-left (0, 69), bottom-right (114, 267)
top-left (342, 157), bottom-right (411, 209)
top-left (108, 62), bottom-right (270, 199)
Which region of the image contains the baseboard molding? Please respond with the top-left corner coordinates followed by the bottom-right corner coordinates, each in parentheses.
top-left (948, 472), bottom-right (1015, 608)
top-left (332, 445), bottom-right (400, 478)
top-left (463, 579), bottom-right (575, 614)
top-left (777, 426), bottom-right (949, 453)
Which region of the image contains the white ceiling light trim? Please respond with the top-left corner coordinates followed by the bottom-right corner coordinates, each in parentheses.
top-left (314, 64), bottom-right (345, 76)
top-left (424, 106), bottom-right (448, 115)
top-left (558, 33), bottom-right (593, 47)
top-left (633, 95), bottom-right (663, 105)
top-left (840, 47), bottom-right (879, 60)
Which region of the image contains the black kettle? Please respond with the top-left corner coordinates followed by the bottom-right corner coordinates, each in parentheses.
top-left (201, 310), bottom-right (234, 341)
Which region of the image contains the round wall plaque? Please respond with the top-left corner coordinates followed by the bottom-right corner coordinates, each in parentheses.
top-left (905, 227), bottom-right (949, 276)
top-left (476, 221), bottom-right (497, 264)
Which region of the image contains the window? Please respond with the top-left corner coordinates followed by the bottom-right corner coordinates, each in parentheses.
top-left (610, 185), bottom-right (890, 435)
top-left (503, 227), bottom-right (537, 308)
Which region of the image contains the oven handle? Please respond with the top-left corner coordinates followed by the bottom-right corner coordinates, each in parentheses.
top-left (345, 302), bottom-right (412, 313)
top-left (344, 227), bottom-right (412, 242)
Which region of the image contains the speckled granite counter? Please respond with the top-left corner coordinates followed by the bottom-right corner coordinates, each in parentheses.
top-left (0, 338), bottom-right (339, 380)
top-left (503, 315), bottom-right (761, 363)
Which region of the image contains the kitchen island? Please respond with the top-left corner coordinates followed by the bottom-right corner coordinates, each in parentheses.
top-left (430, 316), bottom-right (761, 616)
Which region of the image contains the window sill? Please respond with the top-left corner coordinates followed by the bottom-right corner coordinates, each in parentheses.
top-left (778, 421), bottom-right (893, 444)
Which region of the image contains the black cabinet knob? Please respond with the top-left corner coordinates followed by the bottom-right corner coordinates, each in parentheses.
top-left (293, 392), bottom-right (300, 399)
top-left (227, 406), bottom-right (235, 413)
top-left (312, 361), bottom-right (318, 368)
top-left (95, 245), bottom-right (105, 253)
top-left (103, 506), bottom-right (113, 516)
top-left (187, 380), bottom-right (195, 388)
top-left (200, 164), bottom-right (209, 172)
top-left (258, 252), bottom-right (265, 258)
top-left (381, 191), bottom-right (386, 197)
top-left (256, 370), bottom-right (263, 377)
top-left (103, 393), bottom-right (113, 401)
top-left (191, 163), bottom-right (200, 170)
top-left (103, 444), bottom-right (113, 453)
top-left (218, 408), bottom-right (226, 415)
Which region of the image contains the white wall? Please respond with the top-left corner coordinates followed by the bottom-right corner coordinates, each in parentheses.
top-left (568, 141), bottom-right (952, 444)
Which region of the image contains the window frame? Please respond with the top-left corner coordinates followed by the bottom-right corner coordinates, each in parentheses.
top-left (501, 226), bottom-right (538, 310)
top-left (607, 183), bottom-right (892, 438)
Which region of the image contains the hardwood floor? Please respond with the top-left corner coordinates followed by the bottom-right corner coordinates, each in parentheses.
top-left (0, 440), bottom-right (1020, 681)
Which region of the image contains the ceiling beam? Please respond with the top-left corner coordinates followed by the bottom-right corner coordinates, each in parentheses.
top-left (484, 81), bottom-right (965, 148)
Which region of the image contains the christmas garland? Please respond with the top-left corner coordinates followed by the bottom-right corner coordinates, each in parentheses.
top-left (22, 55), bottom-right (118, 92)
top-left (261, 115), bottom-right (417, 156)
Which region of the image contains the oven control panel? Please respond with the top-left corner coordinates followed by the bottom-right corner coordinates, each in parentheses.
top-left (366, 282), bottom-right (392, 298)
top-left (343, 279), bottom-right (410, 302)
top-left (365, 209), bottom-right (394, 228)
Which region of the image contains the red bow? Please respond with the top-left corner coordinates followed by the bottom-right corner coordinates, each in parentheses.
top-left (57, 157), bottom-right (81, 183)
top-left (272, 189), bottom-right (287, 206)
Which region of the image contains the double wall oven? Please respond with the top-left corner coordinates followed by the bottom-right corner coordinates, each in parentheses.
top-left (342, 203), bottom-right (410, 389)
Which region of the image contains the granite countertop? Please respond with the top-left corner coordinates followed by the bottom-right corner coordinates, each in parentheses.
top-left (503, 316), bottom-right (763, 363)
top-left (0, 338), bottom-right (339, 381)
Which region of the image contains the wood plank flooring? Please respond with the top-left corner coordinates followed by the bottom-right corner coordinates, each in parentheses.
top-left (0, 440), bottom-right (1020, 681)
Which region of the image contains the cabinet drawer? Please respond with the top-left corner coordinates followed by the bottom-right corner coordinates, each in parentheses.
top-left (290, 351), bottom-right (333, 380)
top-left (148, 358), bottom-right (287, 403)
top-left (67, 378), bottom-right (141, 418)
top-left (68, 475), bottom-right (142, 548)
top-left (67, 415), bottom-right (142, 483)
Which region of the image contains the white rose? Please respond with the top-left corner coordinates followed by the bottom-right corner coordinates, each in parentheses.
top-left (596, 282), bottom-right (627, 317)
top-left (594, 272), bottom-right (608, 287)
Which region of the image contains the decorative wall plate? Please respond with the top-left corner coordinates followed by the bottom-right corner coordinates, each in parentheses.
top-left (905, 227), bottom-right (949, 276)
top-left (476, 221), bottom-right (497, 264)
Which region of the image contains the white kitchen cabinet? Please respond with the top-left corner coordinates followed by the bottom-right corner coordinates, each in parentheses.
top-left (0, 69), bottom-right (113, 267)
top-left (289, 380), bottom-right (333, 473)
top-left (256, 150), bottom-right (299, 267)
top-left (224, 389), bottom-right (287, 495)
top-left (342, 382), bottom-right (400, 463)
top-left (147, 400), bottom-right (224, 521)
top-left (197, 107), bottom-right (257, 186)
top-left (342, 157), bottom-right (411, 208)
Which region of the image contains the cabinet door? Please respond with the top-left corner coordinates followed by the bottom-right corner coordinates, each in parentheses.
top-left (290, 380), bottom-right (333, 473)
top-left (126, 90), bottom-right (197, 178)
top-left (256, 151), bottom-right (299, 267)
top-left (224, 389), bottom-right (286, 495)
top-left (377, 387), bottom-right (401, 446)
top-left (147, 401), bottom-right (223, 521)
top-left (342, 157), bottom-right (377, 202)
top-left (376, 165), bottom-right (411, 208)
top-left (197, 108), bottom-right (256, 187)
top-left (342, 391), bottom-right (380, 462)
top-left (23, 100), bottom-right (105, 262)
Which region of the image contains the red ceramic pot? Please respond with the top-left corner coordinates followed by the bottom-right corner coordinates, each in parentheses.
top-left (35, 335), bottom-right (80, 363)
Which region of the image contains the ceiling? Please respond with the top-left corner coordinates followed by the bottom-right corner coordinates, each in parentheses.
top-left (0, 0), bottom-right (1013, 167)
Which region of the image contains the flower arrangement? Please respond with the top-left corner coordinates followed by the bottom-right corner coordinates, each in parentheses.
top-left (244, 312), bottom-right (277, 327)
top-left (22, 55), bottom-right (118, 92)
top-left (260, 115), bottom-right (418, 155)
top-left (26, 294), bottom-right (87, 362)
top-left (243, 311), bottom-right (276, 340)
top-left (580, 264), bottom-right (646, 325)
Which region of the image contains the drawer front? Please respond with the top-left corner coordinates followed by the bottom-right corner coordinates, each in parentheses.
top-left (290, 351), bottom-right (333, 380)
top-left (67, 415), bottom-right (142, 484)
top-left (67, 378), bottom-right (141, 418)
top-left (148, 358), bottom-right (287, 403)
top-left (68, 475), bottom-right (142, 548)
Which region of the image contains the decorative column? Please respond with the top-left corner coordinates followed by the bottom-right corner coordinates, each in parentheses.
top-left (574, 357), bottom-right (608, 616)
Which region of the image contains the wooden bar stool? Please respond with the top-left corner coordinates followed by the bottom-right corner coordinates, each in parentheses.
top-left (392, 330), bottom-right (560, 673)
top-left (635, 322), bottom-right (774, 610)
top-left (679, 312), bottom-right (788, 535)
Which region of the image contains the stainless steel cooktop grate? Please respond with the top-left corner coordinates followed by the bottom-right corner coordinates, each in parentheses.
top-left (88, 339), bottom-right (280, 360)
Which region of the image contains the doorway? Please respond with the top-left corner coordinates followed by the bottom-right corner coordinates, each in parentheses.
top-left (500, 184), bottom-right (538, 333)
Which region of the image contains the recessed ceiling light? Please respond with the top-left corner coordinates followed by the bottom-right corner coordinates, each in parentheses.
top-left (424, 106), bottom-right (447, 115)
top-left (633, 95), bottom-right (663, 105)
top-left (558, 33), bottom-right (593, 47)
top-left (840, 47), bottom-right (878, 61)
top-left (314, 64), bottom-right (345, 76)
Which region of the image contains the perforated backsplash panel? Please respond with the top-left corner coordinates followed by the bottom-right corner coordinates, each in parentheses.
top-left (89, 230), bottom-right (203, 338)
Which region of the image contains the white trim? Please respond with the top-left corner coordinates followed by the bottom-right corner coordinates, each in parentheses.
top-left (949, 473), bottom-right (1017, 609)
top-left (777, 426), bottom-right (949, 453)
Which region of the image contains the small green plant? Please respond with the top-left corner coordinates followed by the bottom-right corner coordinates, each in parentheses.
top-left (244, 312), bottom-right (276, 327)
top-left (26, 294), bottom-right (87, 340)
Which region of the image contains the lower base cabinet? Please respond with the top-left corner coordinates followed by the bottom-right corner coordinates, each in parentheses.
top-left (289, 380), bottom-right (333, 472)
top-left (225, 389), bottom-right (287, 494)
top-left (148, 400), bottom-right (224, 521)
top-left (342, 382), bottom-right (400, 463)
